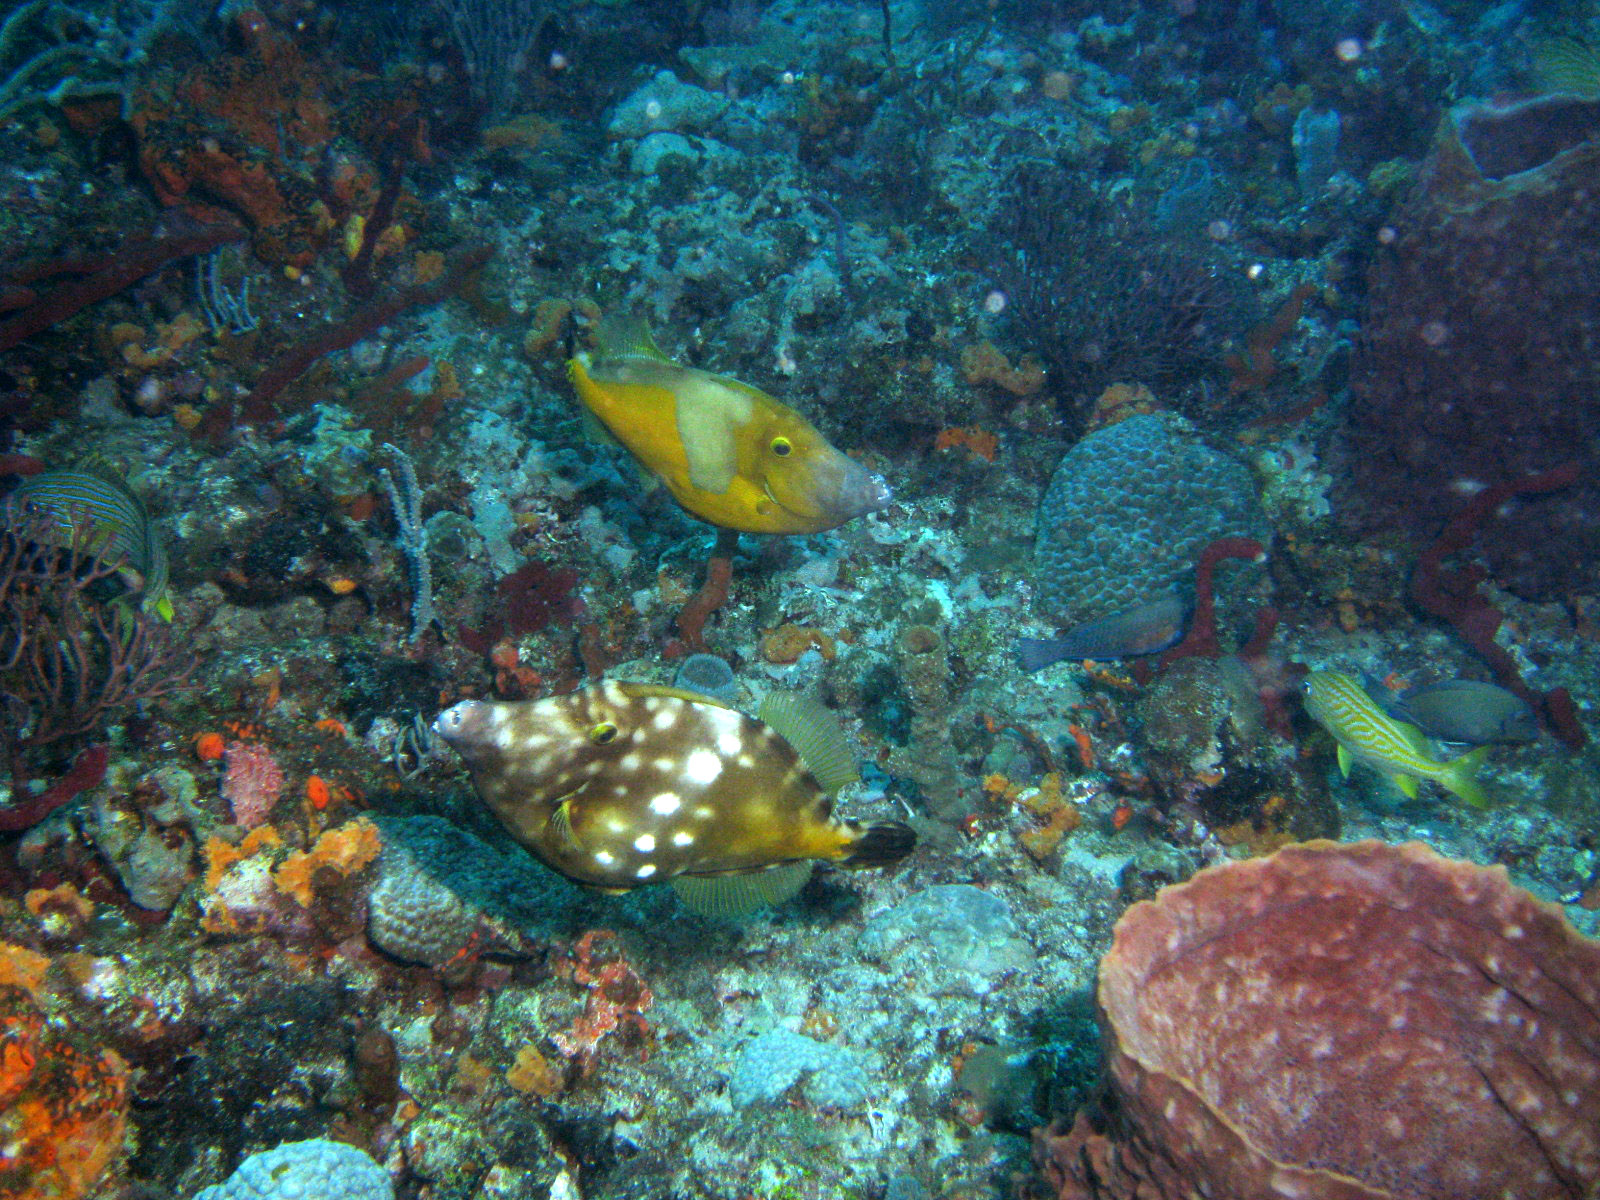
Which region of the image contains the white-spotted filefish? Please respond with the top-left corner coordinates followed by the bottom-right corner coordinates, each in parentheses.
top-left (1303, 669), bottom-right (1490, 808)
top-left (434, 681), bottom-right (915, 916)
top-left (8, 462), bottom-right (172, 620)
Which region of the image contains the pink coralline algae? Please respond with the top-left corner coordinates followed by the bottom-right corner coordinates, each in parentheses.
top-left (1031, 840), bottom-right (1600, 1200)
top-left (220, 740), bottom-right (284, 827)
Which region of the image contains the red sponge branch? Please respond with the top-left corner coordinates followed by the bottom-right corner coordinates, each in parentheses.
top-left (1410, 462), bottom-right (1586, 748)
top-left (1158, 536), bottom-right (1267, 668)
top-left (0, 221), bottom-right (247, 353)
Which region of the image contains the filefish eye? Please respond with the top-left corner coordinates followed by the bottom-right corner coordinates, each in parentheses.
top-left (770, 436), bottom-right (792, 457)
top-left (589, 721), bottom-right (619, 745)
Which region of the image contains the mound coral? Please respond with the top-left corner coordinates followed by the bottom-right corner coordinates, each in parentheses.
top-left (1033, 412), bottom-right (1266, 625)
top-left (1032, 840), bottom-right (1600, 1200)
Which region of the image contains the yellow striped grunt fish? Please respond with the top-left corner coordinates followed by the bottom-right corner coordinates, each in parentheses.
top-left (7, 460), bottom-right (173, 621)
top-left (1302, 669), bottom-right (1490, 808)
top-left (433, 681), bottom-right (915, 917)
top-left (567, 316), bottom-right (891, 534)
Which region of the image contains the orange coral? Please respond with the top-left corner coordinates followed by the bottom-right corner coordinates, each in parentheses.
top-left (506, 1043), bottom-right (566, 1098)
top-left (23, 885), bottom-right (93, 939)
top-left (272, 817), bottom-right (381, 907)
top-left (0, 942), bottom-right (50, 997)
top-left (934, 425), bottom-right (999, 462)
top-left (1085, 381), bottom-right (1159, 432)
top-left (0, 984), bottom-right (128, 1200)
top-left (305, 775), bottom-right (331, 811)
top-left (960, 341), bottom-right (1046, 396)
top-left (982, 773), bottom-right (1021, 804)
top-left (760, 623), bottom-right (837, 664)
top-left (1017, 773), bottom-right (1081, 862)
top-left (523, 298), bottom-right (572, 358)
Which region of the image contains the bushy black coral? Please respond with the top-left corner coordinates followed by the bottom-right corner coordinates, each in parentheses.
top-left (985, 160), bottom-right (1246, 427)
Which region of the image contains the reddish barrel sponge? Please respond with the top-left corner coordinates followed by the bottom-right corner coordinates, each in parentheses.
top-left (1031, 840), bottom-right (1600, 1200)
top-left (1344, 95), bottom-right (1600, 600)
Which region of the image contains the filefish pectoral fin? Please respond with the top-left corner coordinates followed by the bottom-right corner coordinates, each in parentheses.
top-left (1336, 744), bottom-right (1353, 778)
top-left (671, 860), bottom-right (815, 919)
top-left (547, 796), bottom-right (585, 855)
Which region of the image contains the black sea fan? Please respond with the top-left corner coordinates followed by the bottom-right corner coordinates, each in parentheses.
top-left (985, 160), bottom-right (1244, 426)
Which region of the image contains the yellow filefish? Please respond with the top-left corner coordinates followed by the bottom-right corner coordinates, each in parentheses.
top-left (567, 317), bottom-right (891, 534)
top-left (433, 681), bottom-right (915, 917)
top-left (1302, 669), bottom-right (1490, 808)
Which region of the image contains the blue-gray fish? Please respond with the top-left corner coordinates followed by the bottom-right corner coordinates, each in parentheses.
top-left (8, 462), bottom-right (172, 620)
top-left (1390, 679), bottom-right (1540, 745)
top-left (1017, 592), bottom-right (1187, 673)
top-left (433, 681), bottom-right (915, 916)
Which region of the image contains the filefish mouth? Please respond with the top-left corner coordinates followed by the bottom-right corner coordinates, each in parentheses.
top-left (433, 700), bottom-right (487, 746)
top-left (861, 473), bottom-right (893, 512)
top-left (823, 465), bottom-right (893, 519)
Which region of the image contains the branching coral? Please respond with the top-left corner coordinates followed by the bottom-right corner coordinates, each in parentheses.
top-left (0, 506), bottom-right (191, 806)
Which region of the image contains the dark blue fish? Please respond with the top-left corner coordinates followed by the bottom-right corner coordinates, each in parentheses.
top-left (1017, 592), bottom-right (1187, 673)
top-left (1391, 680), bottom-right (1540, 745)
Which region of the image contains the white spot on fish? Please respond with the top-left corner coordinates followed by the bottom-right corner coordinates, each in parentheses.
top-left (686, 749), bottom-right (722, 785)
top-left (634, 834), bottom-right (656, 853)
top-left (672, 830), bottom-right (694, 846)
top-left (636, 863), bottom-right (657, 879)
top-left (650, 792), bottom-right (682, 815)
top-left (652, 708), bottom-right (675, 730)
top-left (620, 752), bottom-right (643, 771)
top-left (653, 756), bottom-right (676, 771)
top-left (717, 730), bottom-right (742, 755)
top-left (595, 850), bottom-right (615, 865)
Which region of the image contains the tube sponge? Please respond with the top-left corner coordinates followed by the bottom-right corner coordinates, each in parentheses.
top-left (892, 623), bottom-right (963, 820)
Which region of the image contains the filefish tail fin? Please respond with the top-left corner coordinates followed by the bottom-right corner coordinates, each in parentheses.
top-left (1440, 745), bottom-right (1493, 809)
top-left (838, 821), bottom-right (916, 869)
top-left (672, 861), bottom-right (814, 919)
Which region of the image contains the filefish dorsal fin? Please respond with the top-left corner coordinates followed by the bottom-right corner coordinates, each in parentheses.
top-left (759, 691), bottom-right (859, 795)
top-left (594, 314), bottom-right (673, 364)
top-left (616, 682), bottom-right (738, 710)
